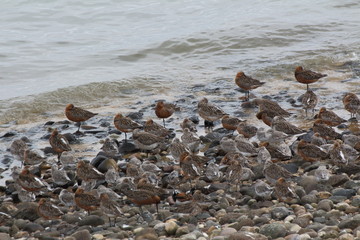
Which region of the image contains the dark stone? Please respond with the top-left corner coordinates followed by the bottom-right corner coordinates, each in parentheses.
top-left (301, 194), bottom-right (318, 204)
top-left (259, 223), bottom-right (287, 239)
top-left (13, 202), bottom-right (39, 221)
top-left (78, 215), bottom-right (105, 227)
top-left (23, 222), bottom-right (44, 233)
top-left (1, 131), bottom-right (17, 138)
top-left (338, 218), bottom-right (360, 229)
top-left (127, 112), bottom-right (143, 120)
top-left (317, 199), bottom-right (333, 212)
top-left (118, 142), bottom-right (138, 154)
top-left (331, 188), bottom-right (356, 198)
top-left (271, 207), bottom-right (292, 220)
top-left (71, 229), bottom-right (91, 240)
top-left (63, 133), bottom-right (77, 143)
top-left (328, 195), bottom-right (347, 204)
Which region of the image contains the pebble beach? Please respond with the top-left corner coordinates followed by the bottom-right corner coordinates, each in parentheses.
top-left (1, 71), bottom-right (360, 240)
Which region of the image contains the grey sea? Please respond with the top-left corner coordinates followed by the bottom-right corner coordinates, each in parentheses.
top-left (0, 0), bottom-right (360, 124)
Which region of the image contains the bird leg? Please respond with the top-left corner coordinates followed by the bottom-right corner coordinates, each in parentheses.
top-left (162, 119), bottom-right (166, 128)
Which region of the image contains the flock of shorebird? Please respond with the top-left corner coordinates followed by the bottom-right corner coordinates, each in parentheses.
top-left (8, 66), bottom-right (360, 225)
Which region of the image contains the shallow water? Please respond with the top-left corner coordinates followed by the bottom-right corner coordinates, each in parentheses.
top-left (0, 0), bottom-right (360, 124)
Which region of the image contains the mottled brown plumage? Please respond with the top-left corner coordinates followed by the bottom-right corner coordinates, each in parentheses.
top-left (234, 72), bottom-right (265, 101)
top-left (221, 115), bottom-right (244, 131)
top-left (155, 101), bottom-right (178, 127)
top-left (274, 178), bottom-right (297, 202)
top-left (74, 188), bottom-right (100, 214)
top-left (236, 122), bottom-right (258, 138)
top-left (297, 139), bottom-right (328, 162)
top-left (272, 116), bottom-right (304, 135)
top-left (38, 198), bottom-right (63, 220)
top-left (144, 119), bottom-right (170, 137)
top-left (295, 66), bottom-right (327, 90)
top-left (49, 128), bottom-right (71, 159)
top-left (316, 107), bottom-right (346, 126)
top-left (65, 104), bottom-right (97, 132)
top-left (313, 119), bottom-right (342, 140)
top-left (252, 98), bottom-right (291, 118)
top-left (198, 98), bottom-right (227, 127)
top-left (302, 89), bottom-right (318, 117)
top-left (113, 113), bottom-right (142, 141)
top-left (100, 193), bottom-right (122, 227)
top-left (343, 92), bottom-right (360, 118)
top-left (76, 160), bottom-right (105, 181)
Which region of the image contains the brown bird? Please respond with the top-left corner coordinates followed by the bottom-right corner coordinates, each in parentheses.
top-left (49, 128), bottom-right (71, 159)
top-left (155, 100), bottom-right (178, 127)
top-left (272, 116), bottom-right (304, 135)
top-left (225, 160), bottom-right (243, 191)
top-left (113, 113), bottom-right (142, 141)
top-left (65, 104), bottom-right (97, 133)
top-left (120, 183), bottom-right (161, 213)
top-left (17, 167), bottom-right (48, 192)
top-left (132, 129), bottom-right (163, 155)
top-left (168, 138), bottom-right (190, 162)
top-left (263, 160), bottom-right (293, 184)
top-left (197, 97), bottom-right (227, 129)
top-left (234, 72), bottom-right (265, 101)
top-left (252, 99), bottom-right (291, 118)
top-left (313, 119), bottom-right (342, 140)
top-left (316, 107), bottom-right (346, 126)
top-left (274, 178), bottom-right (297, 203)
top-left (38, 198), bottom-right (64, 220)
top-left (179, 152), bottom-right (206, 179)
top-left (297, 139), bottom-right (328, 162)
top-left (236, 122), bottom-right (258, 138)
top-left (76, 160), bottom-right (105, 182)
top-left (256, 111), bottom-right (273, 127)
top-left (221, 115), bottom-right (244, 131)
top-left (180, 118), bottom-right (197, 132)
top-left (144, 119), bottom-right (170, 137)
top-left (295, 66), bottom-right (327, 90)
top-left (74, 188), bottom-right (100, 215)
top-left (136, 178), bottom-right (168, 200)
top-left (343, 92), bottom-right (360, 118)
top-left (99, 193), bottom-right (122, 227)
top-left (302, 89), bottom-right (318, 117)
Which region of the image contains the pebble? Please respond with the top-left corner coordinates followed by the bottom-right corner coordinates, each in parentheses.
top-left (78, 215), bottom-right (105, 227)
top-left (259, 223), bottom-right (288, 239)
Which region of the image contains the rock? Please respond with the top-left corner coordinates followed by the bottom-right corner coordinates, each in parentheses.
top-left (338, 218), bottom-right (360, 229)
top-left (135, 228), bottom-right (158, 240)
top-left (317, 199), bottom-right (333, 212)
top-left (301, 194), bottom-right (318, 204)
top-left (332, 188), bottom-right (356, 198)
top-left (229, 232), bottom-right (267, 240)
top-left (351, 196), bottom-right (360, 207)
top-left (78, 215), bottom-right (105, 227)
top-left (176, 226), bottom-right (190, 237)
top-left (63, 214), bottom-right (82, 224)
top-left (165, 220), bottom-right (179, 236)
top-left (23, 222), bottom-right (44, 233)
top-left (71, 229), bottom-right (91, 240)
top-left (271, 206), bottom-right (292, 220)
top-left (153, 222), bottom-right (166, 236)
top-left (328, 174), bottom-right (350, 187)
top-left (293, 213), bottom-right (313, 228)
top-left (13, 202), bottom-right (39, 221)
top-left (259, 223), bottom-right (287, 239)
top-left (220, 227), bottom-right (237, 237)
top-left (0, 233), bottom-right (10, 240)
top-left (180, 232), bottom-right (197, 240)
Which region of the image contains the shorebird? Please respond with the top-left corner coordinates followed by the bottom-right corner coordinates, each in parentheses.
top-left (256, 111), bottom-right (273, 127)
top-left (100, 138), bottom-right (119, 158)
top-left (234, 72), bottom-right (265, 101)
top-left (144, 119), bottom-right (170, 137)
top-left (100, 193), bottom-right (122, 227)
top-left (74, 188), bottom-right (100, 215)
top-left (297, 139), bottom-right (328, 162)
top-left (234, 134), bottom-right (258, 156)
top-left (197, 97), bottom-right (227, 130)
top-left (181, 128), bottom-right (201, 153)
top-left (329, 140), bottom-right (359, 166)
top-left (179, 152), bottom-right (208, 179)
top-left (37, 198), bottom-right (64, 220)
top-left (155, 100), bottom-right (178, 127)
top-left (120, 183), bottom-right (161, 214)
top-left (311, 132), bottom-right (327, 146)
top-left (221, 115), bottom-right (244, 131)
top-left (294, 66), bottom-right (327, 90)
top-left (314, 165), bottom-right (331, 182)
top-left (10, 138), bottom-right (28, 159)
top-left (113, 113), bottom-right (142, 141)
top-left (261, 141), bottom-right (292, 160)
top-left (313, 119), bottom-right (342, 140)
top-left (51, 165), bottom-right (71, 186)
top-left (59, 188), bottom-right (75, 208)
top-left (180, 118), bottom-right (197, 132)
top-left (17, 167), bottom-right (48, 192)
top-left (49, 128), bottom-right (71, 160)
top-left (343, 92), bottom-right (360, 118)
top-left (257, 146), bottom-right (271, 164)
top-left (271, 116), bottom-right (304, 135)
top-left (316, 107), bottom-right (346, 126)
top-left (136, 178), bottom-right (168, 200)
top-left (274, 178), bottom-right (297, 203)
top-left (220, 136), bottom-right (238, 153)
top-left (23, 148), bottom-right (46, 166)
top-left (168, 138), bottom-right (190, 161)
top-left (132, 129), bottom-right (163, 155)
top-left (236, 122), bottom-right (258, 138)
top-left (254, 180), bottom-right (273, 200)
top-left (225, 160), bottom-right (245, 191)
top-left (302, 89), bottom-right (318, 117)
top-left (252, 98), bottom-right (291, 118)
top-left (263, 160), bottom-right (293, 184)
top-left (65, 104), bottom-right (97, 133)
top-left (76, 160), bottom-right (105, 182)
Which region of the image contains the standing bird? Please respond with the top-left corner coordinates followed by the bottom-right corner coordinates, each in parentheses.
top-left (113, 113), bottom-right (142, 141)
top-left (198, 97), bottom-right (227, 130)
top-left (132, 129), bottom-right (163, 155)
top-left (65, 104), bottom-right (97, 133)
top-left (295, 66), bottom-right (327, 90)
top-left (144, 119), bottom-right (170, 137)
top-left (100, 193), bottom-right (122, 227)
top-left (74, 188), bottom-right (100, 215)
top-left (234, 72), bottom-right (265, 101)
top-left (49, 128), bottom-right (71, 160)
top-left (38, 198), bottom-right (64, 220)
top-left (302, 89), bottom-right (318, 117)
top-left (343, 92), bottom-right (360, 118)
top-left (155, 100), bottom-right (178, 127)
